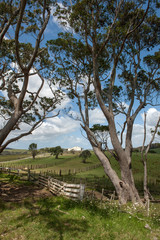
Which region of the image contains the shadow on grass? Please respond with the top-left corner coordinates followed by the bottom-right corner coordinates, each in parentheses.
top-left (16, 197), bottom-right (90, 240)
top-left (1, 194), bottom-right (160, 240)
top-left (0, 195), bottom-right (112, 240)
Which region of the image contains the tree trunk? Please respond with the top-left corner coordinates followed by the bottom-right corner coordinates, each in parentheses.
top-left (143, 158), bottom-right (149, 201)
top-left (93, 146), bottom-right (142, 204)
top-left (0, 112), bottom-right (22, 153)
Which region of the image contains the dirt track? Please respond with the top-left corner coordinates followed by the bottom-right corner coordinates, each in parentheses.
top-left (0, 153), bottom-right (50, 164)
top-left (0, 182), bottom-right (52, 202)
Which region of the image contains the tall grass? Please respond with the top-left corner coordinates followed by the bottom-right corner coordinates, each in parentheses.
top-left (0, 169), bottom-right (160, 240)
top-left (0, 194), bottom-right (160, 240)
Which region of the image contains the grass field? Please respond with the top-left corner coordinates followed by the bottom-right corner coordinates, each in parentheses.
top-left (0, 173), bottom-right (160, 240)
top-left (0, 150), bottom-right (160, 240)
top-left (0, 149), bottom-right (30, 162)
top-left (0, 152), bottom-right (99, 173)
top-left (1, 150), bottom-right (159, 180)
top-left (1, 150), bottom-right (160, 198)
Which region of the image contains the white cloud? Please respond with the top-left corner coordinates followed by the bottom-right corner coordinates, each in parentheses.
top-left (27, 73), bottom-right (71, 110)
top-left (132, 108), bottom-right (160, 147)
top-left (89, 108), bottom-right (106, 125)
top-left (2, 69), bottom-right (71, 112)
top-left (117, 102), bottom-right (129, 111)
top-left (132, 124), bottom-right (145, 147)
top-left (54, 135), bottom-right (90, 149)
top-left (20, 115), bottom-right (80, 141)
top-left (68, 107), bottom-right (107, 125)
top-left (6, 115), bottom-right (91, 149)
top-left (2, 114), bottom-right (83, 148)
top-left (51, 3), bottom-right (72, 32)
top-left (141, 108), bottom-right (160, 127)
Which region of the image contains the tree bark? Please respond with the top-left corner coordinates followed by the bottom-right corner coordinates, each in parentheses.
top-left (92, 146), bottom-right (142, 204)
top-left (91, 53), bottom-right (143, 203)
top-left (0, 111), bottom-right (22, 152)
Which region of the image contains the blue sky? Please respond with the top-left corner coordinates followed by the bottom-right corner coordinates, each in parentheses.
top-left (1, 3), bottom-right (160, 150)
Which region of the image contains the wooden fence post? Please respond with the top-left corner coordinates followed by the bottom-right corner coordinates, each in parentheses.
top-left (101, 188), bottom-right (104, 204)
top-left (28, 168), bottom-right (30, 181)
top-left (48, 176), bottom-right (51, 189)
top-left (79, 184), bottom-right (85, 201)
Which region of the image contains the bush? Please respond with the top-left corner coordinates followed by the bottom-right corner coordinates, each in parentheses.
top-left (79, 150), bottom-right (91, 163)
top-left (148, 149), bottom-right (156, 154)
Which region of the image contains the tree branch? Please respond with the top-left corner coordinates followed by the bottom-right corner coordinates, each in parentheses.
top-left (15, 0), bottom-right (27, 71)
top-left (27, 7), bottom-right (50, 71)
top-left (0, 5), bottom-right (20, 45)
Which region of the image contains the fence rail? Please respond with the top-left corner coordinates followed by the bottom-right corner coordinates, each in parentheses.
top-left (0, 167), bottom-right (85, 201)
top-left (0, 163), bottom-right (102, 175)
top-left (39, 175), bottom-right (85, 200)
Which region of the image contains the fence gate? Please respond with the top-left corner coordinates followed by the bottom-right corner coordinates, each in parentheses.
top-left (39, 175), bottom-right (85, 201)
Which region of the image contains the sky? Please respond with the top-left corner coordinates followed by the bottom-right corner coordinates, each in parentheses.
top-left (1, 2), bottom-right (160, 150)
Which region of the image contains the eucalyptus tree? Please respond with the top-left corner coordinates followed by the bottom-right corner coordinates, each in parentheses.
top-left (49, 0), bottom-right (160, 204)
top-left (0, 0), bottom-right (62, 153)
top-left (0, 0), bottom-right (20, 45)
top-left (90, 124), bottom-right (110, 151)
top-left (29, 142), bottom-right (37, 159)
top-left (79, 150), bottom-right (91, 163)
top-left (141, 114), bottom-right (160, 201)
top-left (49, 146), bottom-right (63, 159)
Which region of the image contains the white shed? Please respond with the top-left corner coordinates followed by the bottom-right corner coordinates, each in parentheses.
top-left (68, 146), bottom-right (82, 152)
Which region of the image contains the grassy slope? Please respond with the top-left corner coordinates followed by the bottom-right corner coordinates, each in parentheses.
top-left (1, 151), bottom-right (160, 181)
top-left (1, 198), bottom-right (159, 240)
top-left (0, 149), bottom-right (30, 162)
top-left (0, 152), bottom-right (99, 171)
top-left (0, 173), bottom-right (160, 240)
top-left (0, 154), bottom-right (30, 162)
top-left (1, 151), bottom-right (160, 197)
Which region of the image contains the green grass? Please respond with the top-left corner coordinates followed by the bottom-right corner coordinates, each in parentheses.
top-left (0, 193), bottom-right (160, 240)
top-left (0, 154), bottom-right (30, 162)
top-left (149, 148), bottom-right (160, 154)
top-left (1, 151), bottom-right (159, 181)
top-left (0, 166), bottom-right (160, 240)
top-left (1, 151), bottom-right (160, 197)
top-left (0, 152), bottom-right (99, 172)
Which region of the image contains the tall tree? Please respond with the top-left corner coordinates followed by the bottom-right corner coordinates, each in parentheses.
top-left (49, 146), bottom-right (63, 159)
top-left (49, 0), bottom-right (160, 204)
top-left (0, 0), bottom-right (20, 45)
top-left (90, 124), bottom-right (110, 151)
top-left (0, 0), bottom-right (62, 153)
top-left (79, 149), bottom-right (91, 163)
top-left (141, 114), bottom-right (160, 201)
top-left (29, 142), bottom-right (37, 159)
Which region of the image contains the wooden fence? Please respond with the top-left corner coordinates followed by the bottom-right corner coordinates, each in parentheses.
top-left (0, 163), bottom-right (102, 175)
top-left (39, 175), bottom-right (85, 200)
top-left (0, 167), bottom-right (85, 201)
top-left (0, 166), bottom-right (38, 182)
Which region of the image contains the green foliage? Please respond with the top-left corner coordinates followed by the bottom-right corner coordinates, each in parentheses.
top-left (0, 189), bottom-right (159, 240)
top-left (28, 143), bottom-right (37, 159)
top-left (79, 150), bottom-right (91, 163)
top-left (49, 146), bottom-right (63, 159)
top-left (90, 124), bottom-right (110, 150)
top-left (150, 143), bottom-right (160, 149)
top-left (47, 32), bottom-right (98, 110)
top-left (0, 0), bottom-right (62, 152)
top-left (148, 149), bottom-right (156, 154)
top-left (90, 124), bottom-right (109, 132)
